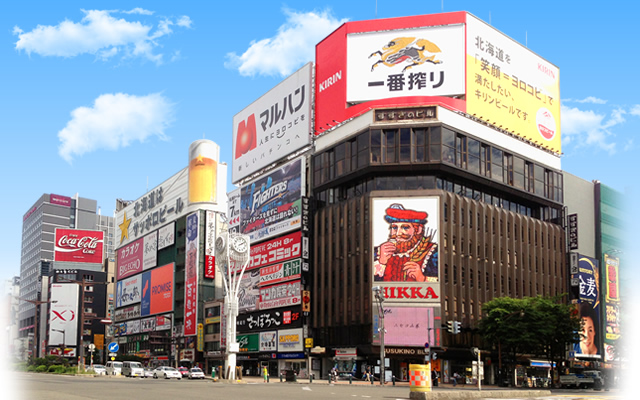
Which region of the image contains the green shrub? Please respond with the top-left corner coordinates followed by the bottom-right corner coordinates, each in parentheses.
top-left (35, 365), bottom-right (48, 373)
top-left (65, 366), bottom-right (77, 374)
top-left (48, 365), bottom-right (63, 373)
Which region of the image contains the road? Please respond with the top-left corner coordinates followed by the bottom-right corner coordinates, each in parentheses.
top-left (15, 373), bottom-right (623, 400)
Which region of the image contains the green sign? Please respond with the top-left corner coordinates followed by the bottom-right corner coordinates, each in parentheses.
top-left (236, 333), bottom-right (259, 352)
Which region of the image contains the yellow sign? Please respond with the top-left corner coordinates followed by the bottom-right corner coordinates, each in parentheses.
top-left (94, 334), bottom-right (104, 350)
top-left (305, 338), bottom-right (313, 348)
top-left (111, 356), bottom-right (115, 361)
top-left (205, 316), bottom-right (221, 325)
top-left (466, 15), bottom-right (561, 154)
top-left (197, 323), bottom-right (204, 352)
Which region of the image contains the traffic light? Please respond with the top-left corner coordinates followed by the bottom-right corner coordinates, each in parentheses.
top-left (447, 320), bottom-right (454, 333)
top-left (453, 321), bottom-right (461, 334)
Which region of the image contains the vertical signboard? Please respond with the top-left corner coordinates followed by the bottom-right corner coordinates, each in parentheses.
top-left (197, 323), bottom-right (204, 352)
top-left (143, 231), bottom-right (158, 270)
top-left (240, 157), bottom-right (306, 242)
top-left (188, 140), bottom-right (220, 205)
top-left (227, 188), bottom-right (241, 234)
top-left (238, 270), bottom-right (261, 313)
top-left (117, 237), bottom-right (144, 280)
top-left (466, 14), bottom-right (561, 153)
top-left (204, 211), bottom-right (216, 279)
top-left (371, 197), bottom-right (440, 303)
top-left (568, 214), bottom-right (578, 250)
top-left (603, 253), bottom-right (620, 362)
top-left (158, 222), bottom-right (175, 250)
top-left (184, 212), bottom-right (199, 336)
top-left (54, 229), bottom-right (104, 264)
top-left (49, 283), bottom-right (79, 346)
top-left (574, 255), bottom-right (601, 359)
top-left (232, 63), bottom-right (312, 183)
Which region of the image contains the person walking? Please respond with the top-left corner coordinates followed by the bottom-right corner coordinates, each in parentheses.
top-left (263, 366), bottom-right (269, 382)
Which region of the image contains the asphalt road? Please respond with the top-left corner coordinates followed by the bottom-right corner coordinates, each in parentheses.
top-left (15, 373), bottom-right (623, 400)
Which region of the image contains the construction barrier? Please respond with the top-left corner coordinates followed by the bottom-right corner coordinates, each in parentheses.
top-left (409, 364), bottom-right (431, 392)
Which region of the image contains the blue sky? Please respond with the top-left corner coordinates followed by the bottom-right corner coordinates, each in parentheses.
top-left (1, 1), bottom-right (637, 284)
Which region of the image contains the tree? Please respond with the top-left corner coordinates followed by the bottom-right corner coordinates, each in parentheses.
top-left (479, 295), bottom-right (581, 386)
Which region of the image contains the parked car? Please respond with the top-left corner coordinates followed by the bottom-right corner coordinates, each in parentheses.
top-left (178, 366), bottom-right (190, 378)
top-left (153, 366), bottom-right (182, 380)
top-left (143, 367), bottom-right (154, 378)
top-left (90, 364), bottom-right (106, 375)
top-left (188, 367), bottom-right (205, 379)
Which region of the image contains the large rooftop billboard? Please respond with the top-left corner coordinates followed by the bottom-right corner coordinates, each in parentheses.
top-left (315, 12), bottom-right (561, 154)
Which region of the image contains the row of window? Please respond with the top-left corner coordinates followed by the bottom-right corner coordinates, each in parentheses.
top-left (315, 175), bottom-right (563, 223)
top-left (313, 125), bottom-right (563, 203)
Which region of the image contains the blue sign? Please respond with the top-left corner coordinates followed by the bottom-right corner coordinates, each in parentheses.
top-left (108, 342), bottom-right (119, 353)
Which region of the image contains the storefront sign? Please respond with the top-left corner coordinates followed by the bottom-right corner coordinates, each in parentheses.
top-left (259, 331), bottom-right (278, 352)
top-left (236, 306), bottom-right (302, 333)
top-left (259, 281), bottom-right (301, 311)
top-left (374, 107), bottom-right (437, 123)
top-left (259, 259), bottom-right (302, 286)
top-left (249, 231), bottom-right (308, 270)
top-left (184, 213), bottom-right (199, 336)
top-left (158, 222), bottom-right (175, 250)
top-left (204, 211), bottom-right (216, 279)
top-left (114, 304), bottom-right (141, 322)
top-left (277, 328), bottom-right (303, 352)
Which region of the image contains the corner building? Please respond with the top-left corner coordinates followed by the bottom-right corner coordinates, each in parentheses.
top-left (310, 12), bottom-right (565, 383)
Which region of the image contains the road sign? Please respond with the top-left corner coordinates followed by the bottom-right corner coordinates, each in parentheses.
top-left (108, 342), bottom-right (119, 353)
top-left (88, 344), bottom-right (96, 352)
top-left (109, 352), bottom-right (117, 357)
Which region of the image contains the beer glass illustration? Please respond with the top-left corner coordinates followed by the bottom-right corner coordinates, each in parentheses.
top-left (189, 140), bottom-right (220, 204)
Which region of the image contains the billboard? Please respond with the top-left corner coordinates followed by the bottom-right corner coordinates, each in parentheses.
top-left (371, 197), bottom-right (440, 304)
top-left (48, 283), bottom-right (79, 346)
top-left (237, 333), bottom-right (259, 352)
top-left (143, 231), bottom-right (158, 271)
top-left (466, 14), bottom-right (561, 153)
top-left (116, 274), bottom-right (142, 308)
top-left (184, 212), bottom-right (199, 336)
top-left (232, 63), bottom-right (312, 183)
top-left (238, 269), bottom-right (261, 313)
top-left (278, 328), bottom-right (303, 352)
top-left (117, 237), bottom-right (143, 280)
top-left (259, 259), bottom-right (302, 287)
top-left (227, 188), bottom-right (241, 234)
top-left (54, 228), bottom-right (104, 264)
top-left (573, 255), bottom-right (601, 359)
top-left (50, 194), bottom-right (71, 207)
top-left (259, 331), bottom-right (278, 352)
top-left (158, 222), bottom-right (175, 250)
top-left (259, 281), bottom-right (302, 311)
top-left (114, 304), bottom-right (140, 322)
top-left (188, 140), bottom-right (220, 204)
top-left (204, 211), bottom-right (216, 279)
top-left (373, 306), bottom-right (440, 346)
top-left (141, 316), bottom-right (156, 332)
top-left (249, 230), bottom-right (308, 271)
top-left (346, 25), bottom-right (464, 103)
top-left (240, 157), bottom-right (306, 242)
top-left (141, 263), bottom-right (174, 316)
top-left (236, 306), bottom-right (302, 333)
top-left (156, 314), bottom-right (172, 331)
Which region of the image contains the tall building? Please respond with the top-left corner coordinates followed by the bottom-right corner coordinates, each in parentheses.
top-left (18, 193), bottom-right (114, 358)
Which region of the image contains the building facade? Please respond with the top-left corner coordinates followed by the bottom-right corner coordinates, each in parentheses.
top-left (19, 193), bottom-right (114, 359)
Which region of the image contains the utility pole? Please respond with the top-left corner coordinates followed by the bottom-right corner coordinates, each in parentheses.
top-left (19, 297), bottom-right (56, 360)
top-left (372, 286), bottom-right (385, 385)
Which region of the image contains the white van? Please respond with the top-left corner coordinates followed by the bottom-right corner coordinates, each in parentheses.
top-left (122, 361), bottom-right (144, 377)
top-left (105, 361), bottom-right (123, 375)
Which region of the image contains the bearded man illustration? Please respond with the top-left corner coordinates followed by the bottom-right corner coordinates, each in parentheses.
top-left (374, 203), bottom-right (438, 282)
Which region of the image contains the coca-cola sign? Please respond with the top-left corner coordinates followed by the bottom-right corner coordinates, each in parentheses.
top-left (54, 228), bottom-right (104, 264)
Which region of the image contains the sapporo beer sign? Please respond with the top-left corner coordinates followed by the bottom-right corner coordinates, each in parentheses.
top-left (54, 228), bottom-right (104, 264)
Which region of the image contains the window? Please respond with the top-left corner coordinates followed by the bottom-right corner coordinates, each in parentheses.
top-left (399, 128), bottom-right (411, 163)
top-left (468, 138), bottom-right (480, 174)
top-left (413, 128), bottom-right (426, 162)
top-left (371, 129), bottom-right (381, 164)
top-left (456, 134), bottom-right (467, 169)
top-left (491, 148), bottom-right (503, 182)
top-left (442, 128), bottom-right (455, 165)
top-left (384, 129), bottom-right (397, 163)
top-left (481, 144), bottom-right (491, 177)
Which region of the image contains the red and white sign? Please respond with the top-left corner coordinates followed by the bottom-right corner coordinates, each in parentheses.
top-left (48, 283), bottom-right (79, 346)
top-left (50, 194), bottom-right (71, 207)
top-left (54, 229), bottom-right (104, 264)
top-left (259, 281), bottom-right (301, 311)
top-left (117, 237), bottom-right (143, 280)
top-left (204, 211), bottom-right (216, 279)
top-left (315, 12), bottom-right (467, 136)
top-left (249, 231), bottom-right (307, 271)
top-left (184, 212), bottom-right (199, 336)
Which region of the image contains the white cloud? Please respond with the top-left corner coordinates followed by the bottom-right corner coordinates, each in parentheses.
top-left (123, 8), bottom-right (154, 15)
top-left (14, 9), bottom-right (190, 65)
top-left (630, 105), bottom-right (640, 116)
top-left (58, 93), bottom-right (174, 162)
top-left (574, 96), bottom-right (608, 104)
top-left (226, 9), bottom-right (347, 77)
top-left (561, 104), bottom-right (618, 154)
top-left (176, 16), bottom-right (192, 28)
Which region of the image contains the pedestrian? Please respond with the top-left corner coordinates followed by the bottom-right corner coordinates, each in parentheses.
top-left (431, 369), bottom-right (439, 387)
top-left (452, 372), bottom-right (461, 387)
top-left (263, 366), bottom-right (268, 382)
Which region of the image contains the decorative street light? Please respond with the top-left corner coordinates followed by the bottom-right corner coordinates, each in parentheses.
top-left (372, 286), bottom-right (385, 386)
top-left (19, 297), bottom-right (56, 360)
top-left (215, 229), bottom-right (251, 382)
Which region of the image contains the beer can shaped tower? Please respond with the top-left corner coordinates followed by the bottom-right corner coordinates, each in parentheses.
top-left (188, 140), bottom-right (220, 204)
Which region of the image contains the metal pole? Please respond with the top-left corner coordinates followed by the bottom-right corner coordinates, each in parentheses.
top-left (478, 349), bottom-right (481, 391)
top-left (380, 311), bottom-right (385, 386)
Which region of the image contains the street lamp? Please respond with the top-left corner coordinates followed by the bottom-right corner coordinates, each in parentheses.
top-left (372, 286), bottom-right (385, 386)
top-left (215, 229), bottom-right (251, 382)
top-left (19, 297), bottom-right (56, 360)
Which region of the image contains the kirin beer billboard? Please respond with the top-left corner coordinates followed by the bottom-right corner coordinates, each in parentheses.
top-left (54, 228), bottom-right (104, 264)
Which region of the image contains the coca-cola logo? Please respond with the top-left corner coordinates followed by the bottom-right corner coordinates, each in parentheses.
top-left (56, 234), bottom-right (102, 254)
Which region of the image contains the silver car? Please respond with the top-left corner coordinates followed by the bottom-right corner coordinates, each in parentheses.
top-left (188, 367), bottom-right (205, 379)
top-left (153, 366), bottom-right (182, 380)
